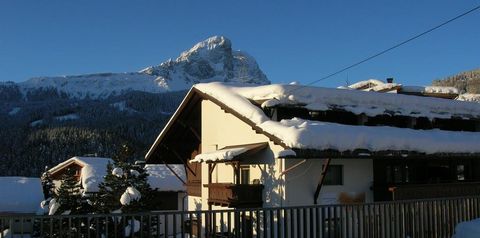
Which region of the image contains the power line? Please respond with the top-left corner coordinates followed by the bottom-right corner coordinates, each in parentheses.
top-left (290, 4), bottom-right (480, 92)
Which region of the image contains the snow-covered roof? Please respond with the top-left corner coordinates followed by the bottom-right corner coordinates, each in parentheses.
top-left (144, 164), bottom-right (186, 191)
top-left (50, 157), bottom-right (186, 192)
top-left (191, 82), bottom-right (480, 155)
top-left (192, 143), bottom-right (268, 163)
top-left (273, 118), bottom-right (480, 154)
top-left (400, 86), bottom-right (459, 95)
top-left (192, 147), bottom-right (249, 163)
top-left (347, 79), bottom-right (384, 90)
top-left (457, 94), bottom-right (480, 103)
top-left (49, 156), bottom-right (112, 193)
top-left (0, 177), bottom-right (43, 214)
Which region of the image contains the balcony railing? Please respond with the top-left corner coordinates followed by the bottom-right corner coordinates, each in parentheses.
top-left (205, 183), bottom-right (264, 208)
top-left (2, 196), bottom-right (480, 238)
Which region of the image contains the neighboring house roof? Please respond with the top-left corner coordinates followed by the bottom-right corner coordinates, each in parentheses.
top-left (457, 94), bottom-right (480, 103)
top-left (0, 177), bottom-right (43, 214)
top-left (346, 79), bottom-right (401, 92)
top-left (49, 156), bottom-right (112, 193)
top-left (49, 157), bottom-right (186, 192)
top-left (144, 164), bottom-right (186, 191)
top-left (146, 82), bottom-right (480, 160)
top-left (398, 86), bottom-right (459, 99)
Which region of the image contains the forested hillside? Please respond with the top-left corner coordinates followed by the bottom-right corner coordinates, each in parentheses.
top-left (432, 68), bottom-right (480, 93)
top-left (0, 87), bottom-right (186, 176)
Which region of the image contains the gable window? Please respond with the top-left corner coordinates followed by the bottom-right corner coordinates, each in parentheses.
top-left (324, 165), bottom-right (343, 185)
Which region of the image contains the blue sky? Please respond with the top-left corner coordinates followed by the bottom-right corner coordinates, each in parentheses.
top-left (0, 0), bottom-right (479, 88)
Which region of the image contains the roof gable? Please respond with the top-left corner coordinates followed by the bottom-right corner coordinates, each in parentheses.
top-left (147, 82), bottom-right (480, 159)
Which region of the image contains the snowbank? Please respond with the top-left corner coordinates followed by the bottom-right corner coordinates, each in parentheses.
top-left (0, 177), bottom-right (43, 214)
top-left (144, 164), bottom-right (186, 191)
top-left (453, 218), bottom-right (480, 238)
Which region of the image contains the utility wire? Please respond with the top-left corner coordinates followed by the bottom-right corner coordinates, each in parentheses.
top-left (289, 4), bottom-right (480, 93)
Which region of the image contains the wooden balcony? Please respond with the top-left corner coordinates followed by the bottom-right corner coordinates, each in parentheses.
top-left (205, 183), bottom-right (264, 208)
top-left (389, 182), bottom-right (480, 200)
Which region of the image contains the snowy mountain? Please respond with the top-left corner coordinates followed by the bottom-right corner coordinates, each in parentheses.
top-left (11, 36), bottom-right (268, 99)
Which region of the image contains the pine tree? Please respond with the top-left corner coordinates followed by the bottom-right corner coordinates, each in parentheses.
top-left (40, 166), bottom-right (55, 199)
top-left (93, 144), bottom-right (156, 213)
top-left (92, 144), bottom-right (158, 237)
top-left (51, 168), bottom-right (94, 215)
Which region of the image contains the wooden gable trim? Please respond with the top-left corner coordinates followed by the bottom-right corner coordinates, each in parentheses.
top-left (145, 87), bottom-right (198, 161)
top-left (49, 160), bottom-right (85, 177)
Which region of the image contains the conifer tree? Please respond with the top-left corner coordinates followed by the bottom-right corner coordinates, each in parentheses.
top-left (53, 168), bottom-right (83, 215)
top-left (94, 144), bottom-right (156, 213)
top-left (40, 166), bottom-right (55, 199)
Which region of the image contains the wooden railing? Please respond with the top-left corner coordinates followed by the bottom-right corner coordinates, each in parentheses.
top-left (2, 196), bottom-right (480, 237)
top-left (389, 182), bottom-right (480, 200)
top-left (205, 183), bottom-right (264, 208)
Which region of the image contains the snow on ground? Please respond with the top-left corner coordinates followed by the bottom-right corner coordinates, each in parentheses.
top-left (54, 113), bottom-right (79, 121)
top-left (0, 177), bottom-right (43, 214)
top-left (8, 107), bottom-right (21, 116)
top-left (192, 147), bottom-right (249, 163)
top-left (144, 164), bottom-right (186, 191)
top-left (453, 218), bottom-right (480, 238)
top-left (111, 101), bottom-right (137, 113)
top-left (194, 82), bottom-right (480, 153)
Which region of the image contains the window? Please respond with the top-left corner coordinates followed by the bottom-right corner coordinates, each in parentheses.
top-left (240, 166), bottom-right (250, 185)
top-left (457, 165), bottom-right (465, 181)
top-left (324, 165), bottom-right (343, 185)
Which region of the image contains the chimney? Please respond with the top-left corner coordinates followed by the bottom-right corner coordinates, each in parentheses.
top-left (386, 77), bottom-right (394, 83)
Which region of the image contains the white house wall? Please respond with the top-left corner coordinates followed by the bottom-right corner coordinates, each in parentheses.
top-left (195, 99), bottom-right (286, 211)
top-left (284, 159), bottom-right (374, 206)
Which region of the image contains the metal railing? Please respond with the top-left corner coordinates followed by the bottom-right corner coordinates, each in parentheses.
top-left (2, 196), bottom-right (480, 238)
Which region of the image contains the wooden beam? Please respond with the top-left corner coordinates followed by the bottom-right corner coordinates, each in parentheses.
top-left (163, 161), bottom-right (186, 185)
top-left (313, 158), bottom-right (331, 204)
top-left (178, 120), bottom-right (201, 141)
top-left (280, 159), bottom-right (307, 176)
top-left (162, 144), bottom-right (197, 176)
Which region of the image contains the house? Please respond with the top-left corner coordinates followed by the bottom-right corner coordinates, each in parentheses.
top-left (48, 156), bottom-right (112, 195)
top-left (145, 82), bottom-right (480, 212)
top-left (48, 156), bottom-right (186, 210)
top-left (344, 78), bottom-right (461, 99)
top-left (0, 177), bottom-right (44, 234)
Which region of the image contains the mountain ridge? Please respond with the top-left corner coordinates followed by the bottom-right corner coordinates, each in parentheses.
top-left (6, 36), bottom-right (269, 99)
